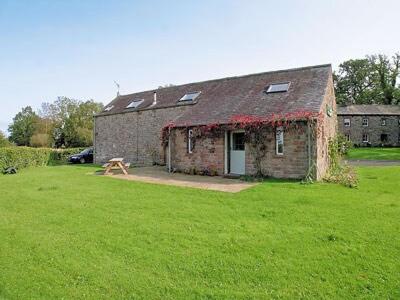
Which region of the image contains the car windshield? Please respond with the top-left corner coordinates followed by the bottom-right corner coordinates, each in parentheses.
top-left (80, 149), bottom-right (91, 155)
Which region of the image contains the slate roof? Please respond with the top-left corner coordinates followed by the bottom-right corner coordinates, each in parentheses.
top-left (97, 64), bottom-right (332, 126)
top-left (337, 105), bottom-right (400, 116)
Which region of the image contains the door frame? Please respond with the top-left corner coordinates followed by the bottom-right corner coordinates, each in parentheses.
top-left (225, 130), bottom-right (245, 175)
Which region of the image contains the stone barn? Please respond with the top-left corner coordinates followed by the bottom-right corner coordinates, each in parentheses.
top-left (337, 105), bottom-right (400, 147)
top-left (94, 64), bottom-right (337, 180)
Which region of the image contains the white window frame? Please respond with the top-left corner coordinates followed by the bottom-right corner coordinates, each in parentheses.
top-left (126, 99), bottom-right (144, 109)
top-left (362, 118), bottom-right (368, 127)
top-left (180, 91), bottom-right (201, 102)
top-left (266, 82), bottom-right (291, 93)
top-left (344, 118), bottom-right (351, 127)
top-left (362, 134), bottom-right (369, 143)
top-left (104, 105), bottom-right (114, 112)
top-left (187, 129), bottom-right (193, 154)
top-left (276, 126), bottom-right (284, 155)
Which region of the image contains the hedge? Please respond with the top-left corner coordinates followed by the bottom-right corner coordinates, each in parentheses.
top-left (0, 147), bottom-right (85, 172)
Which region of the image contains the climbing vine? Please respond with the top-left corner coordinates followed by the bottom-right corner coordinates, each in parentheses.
top-left (324, 135), bottom-right (357, 188)
top-left (161, 111), bottom-right (324, 177)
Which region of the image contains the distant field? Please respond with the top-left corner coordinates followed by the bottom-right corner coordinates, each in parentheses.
top-left (1, 165), bottom-right (400, 299)
top-left (346, 147), bottom-right (400, 160)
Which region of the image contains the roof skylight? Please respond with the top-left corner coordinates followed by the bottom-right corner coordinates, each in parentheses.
top-left (126, 99), bottom-right (144, 109)
top-left (104, 105), bottom-right (114, 112)
top-left (179, 91), bottom-right (201, 102)
top-left (265, 82), bottom-right (290, 93)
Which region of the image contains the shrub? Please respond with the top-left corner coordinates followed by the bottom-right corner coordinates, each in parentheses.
top-left (324, 136), bottom-right (358, 188)
top-left (0, 131), bottom-right (11, 148)
top-left (0, 147), bottom-right (85, 172)
top-left (324, 162), bottom-right (358, 188)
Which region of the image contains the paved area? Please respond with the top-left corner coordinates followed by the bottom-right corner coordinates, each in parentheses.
top-left (98, 166), bottom-right (257, 193)
top-left (345, 159), bottom-right (400, 166)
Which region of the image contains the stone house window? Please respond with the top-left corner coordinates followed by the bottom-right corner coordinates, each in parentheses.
top-left (345, 134), bottom-right (350, 141)
top-left (362, 134), bottom-right (369, 143)
top-left (381, 118), bottom-right (386, 126)
top-left (362, 118), bottom-right (368, 127)
top-left (380, 134), bottom-right (388, 143)
top-left (344, 118), bottom-right (351, 127)
top-left (187, 129), bottom-right (194, 153)
top-left (276, 127), bottom-right (284, 155)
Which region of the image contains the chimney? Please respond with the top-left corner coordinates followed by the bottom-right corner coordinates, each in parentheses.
top-left (153, 91), bottom-right (157, 105)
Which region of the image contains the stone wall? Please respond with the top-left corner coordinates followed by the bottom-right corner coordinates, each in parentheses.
top-left (338, 115), bottom-right (400, 146)
top-left (94, 106), bottom-right (189, 165)
top-left (170, 123), bottom-right (313, 179)
top-left (315, 77), bottom-right (337, 180)
top-left (170, 129), bottom-right (225, 174)
top-left (245, 125), bottom-right (311, 179)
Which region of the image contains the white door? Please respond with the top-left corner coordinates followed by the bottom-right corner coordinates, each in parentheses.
top-left (230, 131), bottom-right (245, 175)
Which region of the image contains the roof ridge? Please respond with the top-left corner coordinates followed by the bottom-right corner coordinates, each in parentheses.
top-left (118, 64), bottom-right (332, 97)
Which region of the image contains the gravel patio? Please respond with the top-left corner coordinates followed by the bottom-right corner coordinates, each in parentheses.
top-left (98, 166), bottom-right (257, 192)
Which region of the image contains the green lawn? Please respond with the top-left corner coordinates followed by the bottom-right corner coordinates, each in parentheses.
top-left (346, 147), bottom-right (400, 160)
top-left (1, 165), bottom-right (399, 299)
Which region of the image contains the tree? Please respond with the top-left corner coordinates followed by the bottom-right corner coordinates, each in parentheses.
top-left (8, 106), bottom-right (39, 146)
top-left (30, 133), bottom-right (51, 148)
top-left (368, 54), bottom-right (400, 105)
top-left (0, 131), bottom-right (11, 147)
top-left (334, 53), bottom-right (400, 105)
top-left (42, 97), bottom-right (103, 148)
top-left (333, 59), bottom-right (376, 105)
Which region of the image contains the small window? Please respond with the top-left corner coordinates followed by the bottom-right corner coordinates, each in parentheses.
top-left (104, 105), bottom-right (114, 112)
top-left (344, 118), bottom-right (351, 127)
top-left (381, 118), bottom-right (386, 126)
top-left (276, 127), bottom-right (284, 155)
top-left (362, 118), bottom-right (368, 127)
top-left (232, 132), bottom-right (245, 151)
top-left (187, 129), bottom-right (194, 153)
top-left (180, 91), bottom-right (201, 102)
top-left (126, 99), bottom-right (144, 109)
top-left (362, 134), bottom-right (369, 143)
top-left (265, 82), bottom-right (290, 93)
top-left (345, 134), bottom-right (350, 142)
top-left (381, 134), bottom-right (388, 143)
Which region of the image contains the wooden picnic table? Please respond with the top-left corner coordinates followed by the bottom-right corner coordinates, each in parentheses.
top-left (103, 158), bottom-right (130, 175)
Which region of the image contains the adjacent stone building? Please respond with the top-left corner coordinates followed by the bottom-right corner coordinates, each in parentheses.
top-left (95, 64), bottom-right (337, 180)
top-left (337, 105), bottom-right (400, 146)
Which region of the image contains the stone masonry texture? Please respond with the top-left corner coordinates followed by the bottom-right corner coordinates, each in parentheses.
top-left (338, 115), bottom-right (400, 146)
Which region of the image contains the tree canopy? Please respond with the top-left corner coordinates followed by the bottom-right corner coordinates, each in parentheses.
top-left (334, 53), bottom-right (400, 105)
top-left (0, 131), bottom-right (11, 147)
top-left (8, 106), bottom-right (39, 146)
top-left (8, 97), bottom-right (103, 148)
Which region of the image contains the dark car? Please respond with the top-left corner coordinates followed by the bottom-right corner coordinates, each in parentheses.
top-left (68, 148), bottom-right (94, 164)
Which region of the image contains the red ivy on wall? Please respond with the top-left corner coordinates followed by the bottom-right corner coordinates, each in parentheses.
top-left (161, 111), bottom-right (323, 145)
top-left (161, 111), bottom-right (325, 177)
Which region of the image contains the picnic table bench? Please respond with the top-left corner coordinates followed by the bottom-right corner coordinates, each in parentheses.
top-left (103, 158), bottom-right (130, 175)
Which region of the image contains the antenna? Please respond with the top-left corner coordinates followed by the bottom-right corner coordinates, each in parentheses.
top-left (114, 80), bottom-right (120, 96)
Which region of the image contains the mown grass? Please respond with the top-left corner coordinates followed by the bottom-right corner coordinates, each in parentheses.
top-left (0, 165), bottom-right (399, 299)
top-left (346, 147), bottom-right (400, 160)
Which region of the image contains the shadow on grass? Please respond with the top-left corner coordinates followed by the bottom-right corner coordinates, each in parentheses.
top-left (47, 162), bottom-right (102, 169)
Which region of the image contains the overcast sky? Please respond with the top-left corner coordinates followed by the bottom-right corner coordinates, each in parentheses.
top-left (1, 0), bottom-right (399, 133)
